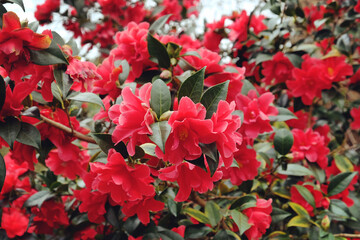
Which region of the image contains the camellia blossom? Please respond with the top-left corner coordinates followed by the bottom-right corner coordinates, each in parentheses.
top-left (34, 0), bottom-right (60, 23)
top-left (350, 107), bottom-right (360, 130)
top-left (261, 52), bottom-right (294, 85)
top-left (1, 207), bottom-right (29, 238)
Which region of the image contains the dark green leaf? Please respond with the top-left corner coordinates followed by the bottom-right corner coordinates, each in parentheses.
top-left (277, 164), bottom-right (313, 176)
top-left (7, 0), bottom-right (24, 11)
top-left (51, 31), bottom-right (65, 46)
top-left (230, 195), bottom-right (256, 210)
top-left (200, 80), bottom-right (229, 119)
top-left (269, 107), bottom-right (297, 121)
top-left (0, 4), bottom-right (7, 28)
top-left (185, 226), bottom-right (212, 239)
top-left (149, 14), bottom-right (172, 34)
top-left (274, 128), bottom-right (294, 155)
top-left (285, 53), bottom-right (304, 68)
top-left (271, 207), bottom-right (292, 223)
top-left (149, 121), bottom-right (171, 153)
top-left (0, 117), bottom-right (21, 149)
top-left (91, 133), bottom-right (114, 154)
top-left (150, 79), bottom-right (171, 118)
top-left (16, 122), bottom-right (41, 149)
top-left (295, 7), bottom-right (305, 18)
top-left (294, 185), bottom-right (316, 209)
top-left (51, 82), bottom-right (64, 106)
top-left (24, 190), bottom-right (55, 208)
top-left (30, 38), bottom-right (68, 65)
top-left (327, 172), bottom-right (357, 197)
top-left (147, 33), bottom-right (171, 68)
top-left (0, 76), bottom-right (5, 112)
top-left (315, 29), bottom-right (334, 41)
top-left (69, 92), bottom-right (105, 110)
top-left (157, 227), bottom-right (184, 240)
top-left (105, 206), bottom-right (120, 228)
top-left (178, 67), bottom-right (205, 103)
top-left (53, 69), bottom-right (73, 99)
top-left (241, 80), bottom-right (256, 96)
top-left (0, 153), bottom-right (5, 193)
top-left (230, 210), bottom-right (251, 235)
top-left (21, 106), bottom-right (41, 119)
top-left (205, 201), bottom-right (222, 227)
top-left (167, 198), bottom-right (177, 217)
top-left (214, 230), bottom-right (240, 240)
top-left (192, 142), bottom-right (219, 177)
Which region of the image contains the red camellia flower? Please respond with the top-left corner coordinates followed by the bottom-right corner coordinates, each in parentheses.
top-left (261, 52), bottom-right (294, 85)
top-left (242, 198), bottom-right (272, 240)
top-left (291, 128), bottom-right (330, 169)
top-left (356, 0), bottom-right (360, 13)
top-left (1, 207), bottom-right (29, 238)
top-left (320, 56), bottom-right (353, 83)
top-left (109, 84), bottom-right (154, 156)
top-left (236, 90), bottom-right (278, 139)
top-left (350, 107), bottom-right (360, 130)
top-left (163, 97), bottom-right (215, 164)
top-left (34, 0), bottom-right (60, 24)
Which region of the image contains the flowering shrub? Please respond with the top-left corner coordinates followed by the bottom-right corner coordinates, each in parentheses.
top-left (0, 0), bottom-right (359, 239)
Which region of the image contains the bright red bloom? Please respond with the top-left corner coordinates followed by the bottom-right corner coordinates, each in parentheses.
top-left (34, 0), bottom-right (60, 23)
top-left (109, 84), bottom-right (154, 156)
top-left (82, 20), bottom-right (116, 49)
top-left (350, 107), bottom-right (360, 130)
top-left (291, 128), bottom-right (329, 169)
top-left (163, 97), bottom-right (215, 164)
top-left (158, 0), bottom-right (182, 21)
top-left (159, 161), bottom-right (222, 202)
top-left (242, 198), bottom-right (272, 240)
top-left (304, 5), bottom-right (326, 32)
top-left (320, 56), bottom-right (352, 83)
top-left (1, 207), bottom-right (29, 238)
top-left (10, 141), bottom-right (37, 171)
top-left (74, 226), bottom-right (98, 240)
top-left (121, 196), bottom-right (165, 225)
top-left (261, 52), bottom-right (294, 85)
top-left (228, 11), bottom-right (249, 42)
top-left (236, 90), bottom-right (278, 139)
top-left (203, 16), bottom-right (227, 52)
top-left (356, 0), bottom-right (360, 13)
top-left (90, 149), bottom-right (155, 204)
top-left (286, 106), bottom-right (313, 130)
top-left (211, 101), bottom-right (242, 167)
top-left (183, 48), bottom-right (223, 76)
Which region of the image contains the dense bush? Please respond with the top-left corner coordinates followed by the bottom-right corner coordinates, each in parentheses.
top-left (0, 0), bottom-right (360, 239)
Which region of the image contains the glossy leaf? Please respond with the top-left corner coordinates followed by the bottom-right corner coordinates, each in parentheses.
top-left (149, 121), bottom-right (171, 153)
top-left (147, 33), bottom-right (171, 68)
top-left (16, 122), bottom-right (41, 149)
top-left (69, 92), bottom-right (105, 110)
top-left (149, 14), bottom-right (172, 34)
top-left (294, 185), bottom-right (316, 209)
top-left (178, 67), bottom-right (205, 103)
top-left (334, 155), bottom-right (354, 172)
top-left (288, 202), bottom-right (310, 218)
top-left (205, 201), bottom-right (222, 227)
top-left (230, 195), bottom-right (257, 210)
top-left (287, 216), bottom-right (311, 228)
top-left (271, 207), bottom-right (292, 223)
top-left (274, 128), bottom-right (294, 155)
top-left (24, 190), bottom-right (55, 208)
top-left (241, 79), bottom-right (256, 96)
top-left (183, 208), bottom-right (210, 224)
top-left (30, 38), bottom-right (68, 65)
top-left (0, 154), bottom-right (5, 193)
top-left (277, 164), bottom-right (313, 176)
top-left (230, 210), bottom-right (251, 235)
top-left (269, 107), bottom-right (297, 122)
top-left (21, 106), bottom-right (41, 119)
top-left (200, 80), bottom-right (229, 119)
top-left (91, 133), bottom-right (114, 154)
top-left (150, 79), bottom-right (171, 118)
top-left (0, 117), bottom-right (21, 149)
top-left (327, 172), bottom-right (357, 197)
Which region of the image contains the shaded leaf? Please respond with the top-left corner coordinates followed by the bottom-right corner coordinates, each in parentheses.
top-left (178, 67), bottom-right (205, 103)
top-left (241, 79), bottom-right (256, 96)
top-left (271, 207), bottom-right (292, 223)
top-left (294, 185), bottom-right (316, 209)
top-left (0, 117), bottom-right (21, 149)
top-left (230, 210), bottom-right (251, 235)
top-left (167, 198), bottom-right (177, 217)
top-left (7, 0), bottom-right (24, 11)
top-left (115, 60), bottom-right (130, 85)
top-left (91, 133), bottom-right (114, 154)
top-left (205, 201), bottom-right (222, 227)
top-left (147, 33), bottom-right (170, 68)
top-left (200, 80), bottom-right (229, 119)
top-left (150, 79), bottom-right (171, 118)
top-left (149, 14), bottom-right (172, 34)
top-left (0, 154), bottom-right (5, 193)
top-left (30, 39), bottom-right (68, 65)
top-left (277, 164), bottom-right (313, 176)
top-left (269, 107), bottom-right (297, 122)
top-left (274, 128), bottom-right (294, 155)
top-left (327, 172), bottom-right (357, 197)
top-left (185, 225), bottom-right (212, 239)
top-left (21, 106), bottom-right (41, 119)
top-left (230, 195), bottom-right (256, 210)
top-left (24, 190), bottom-right (55, 208)
top-left (69, 92), bottom-right (105, 110)
top-left (16, 122), bottom-right (41, 149)
top-left (149, 121), bottom-right (171, 153)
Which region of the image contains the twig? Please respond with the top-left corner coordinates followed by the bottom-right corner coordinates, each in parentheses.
top-left (190, 192), bottom-right (206, 208)
top-left (334, 233), bottom-right (360, 238)
top-left (40, 114), bottom-right (96, 144)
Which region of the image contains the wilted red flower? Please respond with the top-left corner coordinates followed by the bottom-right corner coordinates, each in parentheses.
top-left (261, 52), bottom-right (294, 85)
top-left (242, 198), bottom-right (272, 240)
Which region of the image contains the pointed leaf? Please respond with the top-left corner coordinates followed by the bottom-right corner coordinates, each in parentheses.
top-left (167, 198), bottom-right (178, 217)
top-left (205, 201), bottom-right (222, 227)
top-left (16, 122), bottom-right (41, 149)
top-left (241, 79), bottom-right (256, 96)
top-left (149, 14), bottom-right (172, 34)
top-left (30, 38), bottom-right (68, 65)
top-left (150, 79), bottom-right (171, 118)
top-left (287, 216), bottom-right (311, 228)
top-left (0, 153), bottom-right (5, 193)
top-left (288, 202), bottom-right (310, 218)
top-left (149, 121), bottom-right (171, 153)
top-left (53, 69), bottom-right (73, 99)
top-left (201, 80), bottom-right (229, 119)
top-left (327, 172), bottom-right (357, 197)
top-left (274, 128), bottom-right (294, 155)
top-left (0, 76), bottom-right (5, 112)
top-left (0, 117), bottom-right (21, 149)
top-left (230, 210), bottom-right (251, 235)
top-left (147, 33), bottom-right (170, 68)
top-left (183, 208), bottom-right (210, 224)
top-left (24, 190), bottom-right (55, 208)
top-left (277, 164), bottom-right (313, 176)
top-left (69, 92), bottom-right (105, 110)
top-left (178, 67), bottom-right (205, 103)
top-left (91, 133), bottom-right (114, 154)
top-left (269, 107), bottom-right (297, 122)
top-left (271, 207), bottom-right (292, 223)
top-left (294, 185), bottom-right (316, 209)
top-left (334, 155), bottom-right (354, 172)
top-left (230, 195), bottom-right (257, 210)
top-left (21, 106), bottom-right (41, 119)
top-left (7, 0), bottom-right (25, 11)
top-left (157, 227), bottom-right (184, 240)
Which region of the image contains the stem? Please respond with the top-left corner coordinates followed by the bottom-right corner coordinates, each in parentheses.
top-left (334, 233), bottom-right (360, 238)
top-left (190, 192), bottom-right (206, 208)
top-left (40, 114), bottom-right (96, 144)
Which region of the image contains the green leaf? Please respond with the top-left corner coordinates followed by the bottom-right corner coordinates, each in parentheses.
top-left (16, 122), bottom-right (41, 149)
top-left (53, 69), bottom-right (73, 99)
top-left (115, 60), bottom-right (130, 85)
top-left (230, 195), bottom-right (257, 210)
top-left (66, 38), bottom-right (79, 56)
top-left (288, 202), bottom-right (310, 218)
top-left (21, 106), bottom-right (41, 119)
top-left (51, 82), bottom-right (64, 106)
top-left (0, 4), bottom-right (7, 28)
top-left (274, 128), bottom-right (294, 155)
top-left (149, 121), bottom-right (171, 153)
top-left (0, 117), bottom-right (21, 149)
top-left (287, 216), bottom-right (311, 228)
top-left (271, 207), bottom-right (292, 223)
top-left (140, 143), bottom-right (157, 157)
top-left (241, 79), bottom-right (256, 96)
top-left (184, 226), bottom-right (212, 239)
top-left (200, 80), bottom-right (229, 119)
top-left (0, 76), bottom-right (5, 112)
top-left (147, 33), bottom-right (171, 68)
top-left (181, 51), bottom-right (202, 58)
top-left (230, 210), bottom-right (251, 235)
top-left (269, 107), bottom-right (297, 121)
top-left (334, 155), bottom-right (354, 172)
top-left (315, 29), bottom-right (334, 41)
top-left (213, 230), bottom-right (240, 240)
top-left (69, 92), bottom-right (105, 110)
top-left (167, 198), bottom-right (178, 217)
top-left (150, 79), bottom-right (171, 118)
top-left (24, 190), bottom-right (55, 208)
top-left (178, 67), bottom-right (205, 103)
top-left (91, 133), bottom-right (114, 154)
top-left (183, 208), bottom-right (210, 224)
top-left (327, 172), bottom-right (357, 197)
top-left (51, 31), bottom-right (65, 46)
top-left (255, 53), bottom-right (273, 65)
top-left (294, 185), bottom-right (316, 209)
top-left (149, 14), bottom-right (172, 34)
top-left (205, 201), bottom-right (222, 227)
top-left (0, 153), bottom-right (5, 193)
top-left (277, 164), bottom-right (313, 176)
top-left (7, 0), bottom-right (24, 11)
top-left (188, 142), bottom-right (219, 176)
top-left (30, 38), bottom-right (68, 65)
top-left (157, 227), bottom-right (184, 240)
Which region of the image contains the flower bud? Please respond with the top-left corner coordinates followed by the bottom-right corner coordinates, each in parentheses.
top-left (321, 215), bottom-right (330, 231)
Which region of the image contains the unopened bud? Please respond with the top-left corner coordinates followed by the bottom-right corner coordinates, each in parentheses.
top-left (321, 215), bottom-right (330, 231)
top-left (160, 70), bottom-right (172, 79)
top-left (159, 111), bottom-right (173, 121)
